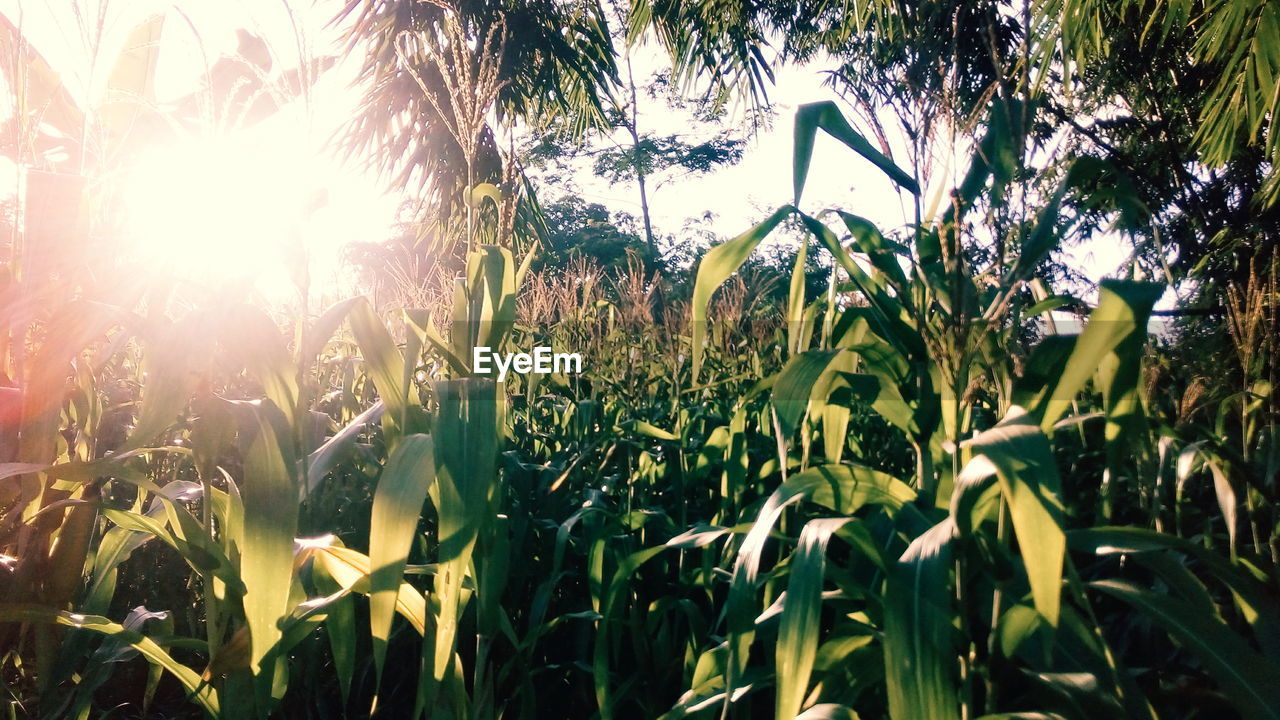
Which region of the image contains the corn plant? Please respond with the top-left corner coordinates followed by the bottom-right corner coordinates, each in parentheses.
top-left (665, 98), bottom-right (1280, 720)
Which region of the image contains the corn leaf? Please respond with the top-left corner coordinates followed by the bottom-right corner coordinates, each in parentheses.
top-left (965, 408), bottom-right (1065, 626)
top-left (1091, 579), bottom-right (1280, 719)
top-left (0, 604), bottom-right (220, 717)
top-left (776, 517), bottom-right (855, 720)
top-left (1030, 280), bottom-right (1162, 431)
top-left (883, 519), bottom-right (957, 720)
top-left (98, 15), bottom-right (164, 140)
top-left (420, 378), bottom-right (501, 717)
top-left (368, 433), bottom-right (434, 688)
top-left (349, 299), bottom-right (411, 440)
top-left (793, 101), bottom-right (919, 202)
top-left (238, 401), bottom-right (298, 673)
top-left (691, 205), bottom-right (796, 381)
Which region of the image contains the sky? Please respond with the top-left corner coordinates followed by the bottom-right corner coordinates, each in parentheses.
top-left (0, 0), bottom-right (1142, 307)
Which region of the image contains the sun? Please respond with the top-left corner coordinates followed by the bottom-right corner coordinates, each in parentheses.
top-left (121, 123), bottom-right (399, 304)
top-left (122, 130), bottom-right (310, 297)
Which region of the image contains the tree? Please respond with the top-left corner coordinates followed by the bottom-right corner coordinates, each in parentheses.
top-left (531, 195), bottom-right (649, 272)
top-left (630, 0), bottom-right (1280, 297)
top-left (337, 0), bottom-right (620, 248)
top-left (523, 67), bottom-right (750, 260)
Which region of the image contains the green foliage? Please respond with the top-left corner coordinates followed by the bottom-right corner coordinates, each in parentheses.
top-left (2, 8), bottom-right (1278, 720)
top-left (590, 131), bottom-right (745, 185)
top-left (532, 196), bottom-right (652, 272)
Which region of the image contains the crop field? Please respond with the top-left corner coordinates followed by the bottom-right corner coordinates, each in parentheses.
top-left (1, 1), bottom-right (1278, 719)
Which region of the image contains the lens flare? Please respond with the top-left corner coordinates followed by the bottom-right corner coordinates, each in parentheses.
top-left (122, 132), bottom-right (309, 293)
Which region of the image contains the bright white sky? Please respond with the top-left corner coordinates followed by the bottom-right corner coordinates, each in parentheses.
top-left (1, 0), bottom-right (1140, 307)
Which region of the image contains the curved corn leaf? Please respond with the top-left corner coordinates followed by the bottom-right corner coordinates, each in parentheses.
top-left (304, 400), bottom-right (385, 496)
top-left (126, 314), bottom-right (212, 451)
top-left (776, 517), bottom-right (856, 720)
top-left (793, 101), bottom-right (919, 202)
top-left (725, 464), bottom-right (913, 704)
top-left (690, 205), bottom-right (795, 381)
top-left (304, 542), bottom-right (428, 634)
top-left (1180, 449), bottom-right (1239, 555)
top-left (833, 211), bottom-right (910, 290)
top-left (98, 15), bottom-right (163, 139)
top-left (964, 407), bottom-right (1065, 626)
top-left (797, 213), bottom-right (924, 361)
top-left (1030, 280), bottom-right (1162, 431)
top-left (368, 433), bottom-right (434, 688)
top-left (973, 714), bottom-right (1067, 720)
top-left (796, 704), bottom-right (862, 720)
top-left (884, 519), bottom-right (957, 720)
top-left (1069, 526), bottom-right (1280, 660)
top-left (1091, 579), bottom-right (1280, 719)
top-left (774, 350), bottom-right (842, 439)
top-left (349, 298), bottom-right (411, 440)
top-left (312, 557), bottom-right (356, 709)
top-left (301, 297), bottom-right (361, 362)
top-left (0, 604), bottom-right (220, 717)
